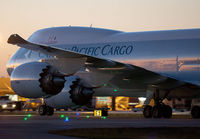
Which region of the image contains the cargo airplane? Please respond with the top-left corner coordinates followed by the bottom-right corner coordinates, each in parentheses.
top-left (6, 26), bottom-right (200, 118)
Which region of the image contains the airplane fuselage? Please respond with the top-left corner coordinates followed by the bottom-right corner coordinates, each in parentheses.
top-left (6, 27), bottom-right (200, 118)
top-left (7, 27), bottom-right (200, 86)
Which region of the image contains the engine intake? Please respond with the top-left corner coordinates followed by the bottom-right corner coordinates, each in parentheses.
top-left (44, 76), bottom-right (94, 109)
top-left (69, 78), bottom-right (94, 105)
top-left (39, 65), bottom-right (65, 95)
top-left (11, 62), bottom-right (65, 98)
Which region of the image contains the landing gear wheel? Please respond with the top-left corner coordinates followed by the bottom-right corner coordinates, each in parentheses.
top-left (32, 109), bottom-right (36, 111)
top-left (143, 105), bottom-right (153, 118)
top-left (46, 107), bottom-right (54, 116)
top-left (152, 106), bottom-right (162, 118)
top-left (0, 106), bottom-right (2, 112)
top-left (162, 105), bottom-right (172, 118)
top-left (38, 105), bottom-right (47, 116)
top-left (191, 106), bottom-right (200, 119)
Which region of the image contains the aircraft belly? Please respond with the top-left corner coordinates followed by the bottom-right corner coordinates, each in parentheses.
top-left (93, 88), bottom-right (146, 97)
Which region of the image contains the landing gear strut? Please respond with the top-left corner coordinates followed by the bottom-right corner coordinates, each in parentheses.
top-left (38, 105), bottom-right (54, 116)
top-left (143, 89), bottom-right (172, 119)
top-left (191, 106), bottom-right (200, 119)
top-left (143, 105), bottom-right (153, 118)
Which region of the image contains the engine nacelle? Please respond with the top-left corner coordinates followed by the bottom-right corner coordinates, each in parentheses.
top-left (44, 76), bottom-right (94, 109)
top-left (11, 62), bottom-right (65, 98)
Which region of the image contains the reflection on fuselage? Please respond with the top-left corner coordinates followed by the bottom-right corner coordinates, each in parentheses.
top-left (7, 38), bottom-right (200, 86)
top-left (6, 48), bottom-right (53, 76)
top-left (122, 57), bottom-right (200, 83)
top-left (7, 49), bottom-right (200, 85)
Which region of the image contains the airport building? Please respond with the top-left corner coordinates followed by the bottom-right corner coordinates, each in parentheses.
top-left (95, 96), bottom-right (140, 111)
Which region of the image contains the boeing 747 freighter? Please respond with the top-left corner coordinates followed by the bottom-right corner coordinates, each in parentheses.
top-left (6, 26), bottom-right (200, 118)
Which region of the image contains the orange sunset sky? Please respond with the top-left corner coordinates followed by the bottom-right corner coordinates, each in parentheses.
top-left (0, 0), bottom-right (200, 77)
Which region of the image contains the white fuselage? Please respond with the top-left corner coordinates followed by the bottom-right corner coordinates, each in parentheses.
top-left (7, 27), bottom-right (200, 97)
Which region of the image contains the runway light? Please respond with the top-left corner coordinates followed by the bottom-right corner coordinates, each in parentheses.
top-left (104, 83), bottom-right (107, 87)
top-left (27, 114), bottom-right (31, 118)
top-left (102, 116), bottom-right (106, 119)
top-left (76, 113), bottom-right (80, 116)
top-left (65, 117), bottom-right (69, 122)
top-left (86, 115), bottom-right (90, 119)
top-left (60, 115), bottom-right (64, 118)
top-left (114, 89), bottom-right (118, 92)
top-left (24, 117), bottom-right (28, 121)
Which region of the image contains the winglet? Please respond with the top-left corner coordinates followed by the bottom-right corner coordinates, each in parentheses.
top-left (7, 34), bottom-right (27, 44)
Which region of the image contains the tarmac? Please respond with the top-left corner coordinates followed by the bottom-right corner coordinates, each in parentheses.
top-left (0, 111), bottom-right (200, 139)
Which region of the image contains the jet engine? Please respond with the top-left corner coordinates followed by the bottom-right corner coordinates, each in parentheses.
top-left (44, 76), bottom-right (94, 109)
top-left (10, 62), bottom-right (65, 98)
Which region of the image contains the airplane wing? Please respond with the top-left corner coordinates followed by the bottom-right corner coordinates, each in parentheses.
top-left (7, 34), bottom-right (200, 98)
top-left (7, 34), bottom-right (125, 67)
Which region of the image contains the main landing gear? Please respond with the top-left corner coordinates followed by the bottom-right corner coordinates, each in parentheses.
top-left (143, 89), bottom-right (172, 118)
top-left (38, 105), bottom-right (54, 116)
top-left (191, 106), bottom-right (200, 119)
top-left (143, 104), bottom-right (172, 118)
